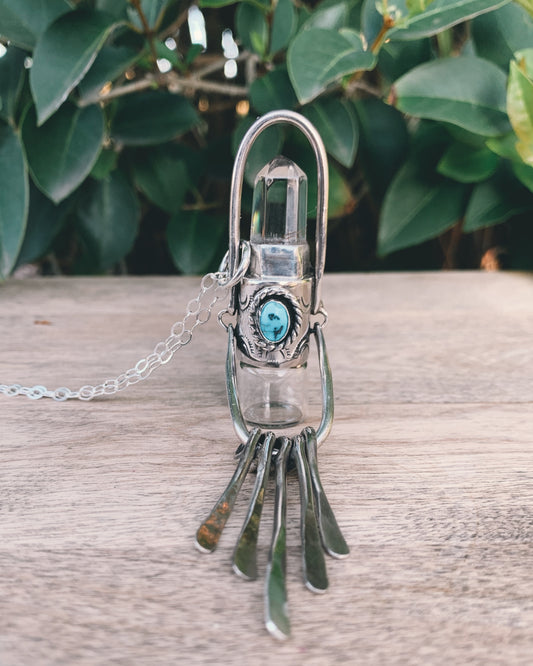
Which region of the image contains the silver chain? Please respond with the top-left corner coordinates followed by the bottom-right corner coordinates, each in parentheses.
top-left (0, 243), bottom-right (251, 402)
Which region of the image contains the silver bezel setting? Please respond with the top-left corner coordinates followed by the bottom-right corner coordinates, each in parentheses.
top-left (249, 287), bottom-right (303, 353)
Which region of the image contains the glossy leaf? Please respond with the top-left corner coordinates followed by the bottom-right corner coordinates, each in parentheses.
top-left (299, 0), bottom-right (351, 31)
top-left (486, 132), bottom-right (523, 160)
top-left (406, 0), bottom-right (435, 14)
top-left (249, 69), bottom-right (298, 114)
top-left (354, 98), bottom-right (410, 199)
top-left (78, 45), bottom-right (139, 101)
top-left (167, 211), bottom-right (225, 274)
top-left (303, 98), bottom-right (358, 167)
top-left (110, 91), bottom-right (199, 146)
top-left (287, 28), bottom-right (376, 104)
top-left (378, 160), bottom-right (468, 256)
top-left (395, 56), bottom-right (510, 137)
top-left (232, 117), bottom-right (283, 186)
top-left (0, 123), bottom-right (28, 278)
top-left (0, 46), bottom-right (26, 123)
top-left (378, 38), bottom-right (432, 82)
top-left (437, 143), bottom-right (499, 182)
top-left (0, 0), bottom-right (72, 50)
top-left (15, 185), bottom-right (72, 268)
top-left (507, 54), bottom-right (533, 166)
top-left (76, 172), bottom-right (140, 271)
top-left (464, 169), bottom-right (533, 231)
top-left (270, 0), bottom-right (298, 55)
top-left (30, 9), bottom-right (118, 124)
top-left (389, 0), bottom-right (510, 41)
top-left (472, 3), bottom-right (533, 70)
top-left (22, 103), bottom-right (104, 203)
top-left (133, 146), bottom-right (189, 214)
top-left (236, 4), bottom-right (268, 57)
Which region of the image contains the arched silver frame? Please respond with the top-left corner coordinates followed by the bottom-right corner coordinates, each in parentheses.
top-left (227, 110), bottom-right (329, 315)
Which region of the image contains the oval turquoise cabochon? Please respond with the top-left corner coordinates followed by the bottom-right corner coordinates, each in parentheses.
top-left (259, 300), bottom-right (290, 343)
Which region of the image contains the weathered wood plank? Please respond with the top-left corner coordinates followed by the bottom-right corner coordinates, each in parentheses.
top-left (1, 273), bottom-right (532, 665)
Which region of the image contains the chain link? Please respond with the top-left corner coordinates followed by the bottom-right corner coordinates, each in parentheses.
top-left (0, 262), bottom-right (242, 402)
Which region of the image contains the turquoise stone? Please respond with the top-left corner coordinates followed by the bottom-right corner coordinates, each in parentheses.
top-left (259, 300), bottom-right (290, 343)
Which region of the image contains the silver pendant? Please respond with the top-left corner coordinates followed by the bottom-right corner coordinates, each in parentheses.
top-left (196, 110), bottom-right (348, 639)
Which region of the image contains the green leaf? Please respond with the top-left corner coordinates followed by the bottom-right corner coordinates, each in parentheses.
top-left (354, 98), bottom-right (409, 199)
top-left (15, 184), bottom-right (72, 268)
top-left (287, 28), bottom-right (376, 104)
top-left (389, 0), bottom-right (510, 41)
top-left (395, 56), bottom-right (510, 137)
top-left (78, 45), bottom-right (139, 101)
top-left (0, 46), bottom-right (26, 124)
top-left (167, 211), bottom-right (225, 274)
top-left (133, 146), bottom-right (189, 214)
top-left (378, 159), bottom-right (468, 256)
top-left (507, 56), bottom-right (533, 166)
top-left (270, 0), bottom-right (298, 55)
top-left (378, 38), bottom-right (432, 82)
top-left (406, 0), bottom-right (436, 14)
top-left (486, 132), bottom-right (523, 160)
top-left (0, 123), bottom-right (28, 278)
top-left (512, 161), bottom-right (533, 192)
top-left (299, 0), bottom-right (350, 31)
top-left (463, 168), bottom-right (533, 231)
top-left (472, 3), bottom-right (533, 70)
top-left (437, 143), bottom-right (499, 182)
top-left (90, 149), bottom-right (118, 180)
top-left (236, 3), bottom-right (268, 57)
top-left (0, 0), bottom-right (72, 50)
top-left (249, 68), bottom-right (298, 114)
top-left (303, 98), bottom-right (358, 167)
top-left (110, 90), bottom-right (199, 146)
top-left (76, 171), bottom-right (140, 271)
top-left (30, 9), bottom-right (118, 125)
top-left (232, 116), bottom-right (284, 186)
top-left (127, 0), bottom-right (168, 29)
top-left (22, 103), bottom-right (104, 203)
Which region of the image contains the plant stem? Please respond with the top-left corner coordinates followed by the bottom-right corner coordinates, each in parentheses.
top-left (129, 0), bottom-right (159, 65)
top-left (370, 13), bottom-right (396, 54)
top-left (79, 71), bottom-right (248, 107)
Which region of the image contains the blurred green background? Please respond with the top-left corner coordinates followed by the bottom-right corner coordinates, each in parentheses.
top-left (1, 0), bottom-right (533, 278)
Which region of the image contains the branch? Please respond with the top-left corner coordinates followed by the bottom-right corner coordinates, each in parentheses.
top-left (78, 76), bottom-right (158, 107)
top-left (370, 13), bottom-right (396, 53)
top-left (79, 71), bottom-right (248, 107)
top-left (166, 71), bottom-right (248, 96)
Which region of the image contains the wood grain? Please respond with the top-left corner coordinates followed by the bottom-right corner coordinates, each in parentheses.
top-left (1, 272), bottom-right (532, 665)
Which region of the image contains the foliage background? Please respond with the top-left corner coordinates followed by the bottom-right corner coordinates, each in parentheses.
top-left (1, 0), bottom-right (533, 278)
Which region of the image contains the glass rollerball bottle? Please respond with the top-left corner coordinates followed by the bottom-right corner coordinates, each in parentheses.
top-left (235, 154), bottom-right (312, 428)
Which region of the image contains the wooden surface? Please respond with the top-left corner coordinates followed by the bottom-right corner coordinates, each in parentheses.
top-left (1, 272), bottom-right (532, 665)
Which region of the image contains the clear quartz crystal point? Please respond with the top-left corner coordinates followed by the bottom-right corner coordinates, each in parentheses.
top-left (251, 156), bottom-right (308, 246)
